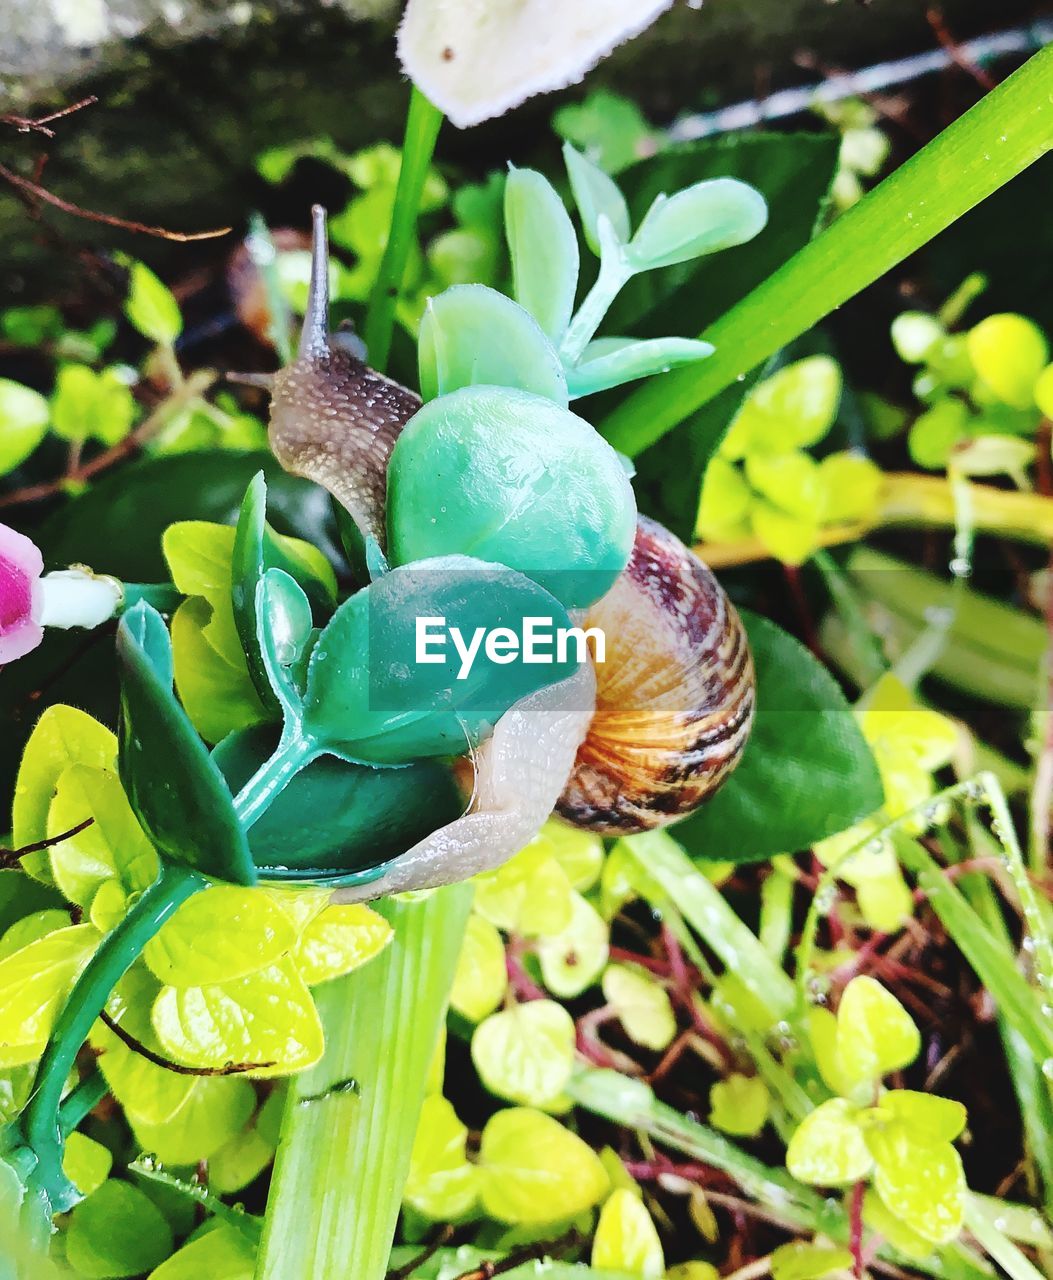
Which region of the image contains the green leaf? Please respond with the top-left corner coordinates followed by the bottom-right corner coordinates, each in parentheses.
top-left (564, 143), bottom-right (631, 254)
top-left (770, 1242), bottom-right (854, 1280)
top-left (709, 1073), bottom-right (769, 1138)
top-left (152, 959), bottom-right (324, 1076)
top-left (450, 913), bottom-right (508, 1022)
top-left (418, 284), bottom-right (568, 405)
top-left (231, 472), bottom-right (337, 711)
top-left (148, 1223), bottom-right (256, 1280)
top-left (602, 964), bottom-right (676, 1051)
top-left (471, 1000), bottom-right (575, 1107)
top-left (505, 166), bottom-right (579, 343)
top-left (66, 1179), bottom-right (174, 1278)
top-left (63, 1133), bottom-right (113, 1199)
top-left (0, 909), bottom-right (73, 961)
top-left (291, 902), bottom-right (393, 985)
top-left (603, 49), bottom-right (1053, 457)
top-left (46, 763), bottom-right (159, 909)
top-left (627, 178), bottom-right (767, 271)
top-left (592, 1187), bottom-right (665, 1278)
top-left (0, 378), bottom-right (49, 474)
top-left (536, 891), bottom-right (609, 998)
top-left (131, 1076), bottom-right (256, 1166)
top-left (478, 1107), bottom-right (609, 1224)
top-left (144, 886), bottom-right (298, 986)
top-left (722, 357), bottom-right (842, 457)
top-left (124, 259), bottom-right (183, 345)
top-left (209, 1119), bottom-right (277, 1195)
top-left (967, 313), bottom-right (1048, 408)
top-left (553, 90), bottom-right (659, 175)
top-left (836, 976), bottom-right (920, 1091)
top-left (212, 725), bottom-right (462, 879)
top-left (0, 923), bottom-right (98, 1066)
top-left (786, 1098), bottom-right (872, 1187)
top-left (116, 602), bottom-right (257, 885)
top-left (50, 364), bottom-right (135, 446)
top-left (170, 597), bottom-right (267, 744)
top-left (671, 612), bottom-right (883, 860)
top-left (301, 556), bottom-right (582, 763)
top-left (865, 1123), bottom-right (965, 1245)
top-left (567, 336), bottom-right (714, 399)
top-left (92, 966), bottom-right (195, 1126)
top-left (405, 1094), bottom-right (479, 1220)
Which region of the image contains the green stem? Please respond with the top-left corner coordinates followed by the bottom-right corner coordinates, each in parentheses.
top-left (602, 45), bottom-right (1053, 457)
top-left (363, 87), bottom-right (443, 373)
top-left (560, 246), bottom-right (632, 366)
top-left (232, 731), bottom-right (316, 831)
top-left (255, 884), bottom-right (471, 1280)
top-left (119, 583), bottom-right (183, 615)
top-left (58, 1072), bottom-right (108, 1139)
top-left (21, 862), bottom-right (206, 1214)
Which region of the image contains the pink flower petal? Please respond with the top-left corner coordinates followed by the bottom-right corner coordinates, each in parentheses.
top-left (0, 522), bottom-right (44, 665)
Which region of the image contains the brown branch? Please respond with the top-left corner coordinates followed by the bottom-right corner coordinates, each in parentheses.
top-left (0, 161), bottom-right (230, 242)
top-left (0, 818), bottom-right (95, 870)
top-left (449, 1232), bottom-right (579, 1280)
top-left (926, 8), bottom-right (997, 92)
top-left (386, 1226), bottom-right (456, 1280)
top-left (98, 1010), bottom-right (275, 1077)
top-left (0, 96), bottom-right (98, 138)
top-left (0, 368), bottom-right (216, 510)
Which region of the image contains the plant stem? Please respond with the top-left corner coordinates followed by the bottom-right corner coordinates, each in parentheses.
top-left (363, 87), bottom-right (443, 373)
top-left (232, 731), bottom-right (316, 831)
top-left (58, 1072), bottom-right (108, 1138)
top-left (560, 244), bottom-right (632, 366)
top-left (20, 862), bottom-right (206, 1214)
top-left (697, 473), bottom-right (1053, 568)
top-left (255, 884), bottom-right (471, 1280)
top-left (602, 44), bottom-right (1053, 457)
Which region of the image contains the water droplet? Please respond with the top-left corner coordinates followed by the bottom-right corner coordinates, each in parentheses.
top-left (138, 1153), bottom-right (159, 1172)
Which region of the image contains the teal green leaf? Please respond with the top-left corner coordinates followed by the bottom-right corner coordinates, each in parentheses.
top-left (563, 143), bottom-right (631, 254)
top-left (567, 336), bottom-right (714, 399)
top-left (418, 284), bottom-right (568, 405)
top-left (116, 602), bottom-right (257, 885)
top-left (627, 178), bottom-right (767, 272)
top-left (505, 165), bottom-right (579, 343)
top-left (671, 612), bottom-right (883, 861)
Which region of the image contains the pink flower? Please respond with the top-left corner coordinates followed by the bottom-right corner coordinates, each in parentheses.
top-left (0, 521), bottom-right (44, 665)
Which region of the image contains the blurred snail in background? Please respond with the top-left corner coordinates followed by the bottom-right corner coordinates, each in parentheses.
top-left (262, 206), bottom-right (755, 863)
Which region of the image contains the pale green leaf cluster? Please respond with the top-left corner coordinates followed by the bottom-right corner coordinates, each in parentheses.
top-left (788, 976), bottom-right (967, 1249)
top-left (696, 356), bottom-right (884, 564)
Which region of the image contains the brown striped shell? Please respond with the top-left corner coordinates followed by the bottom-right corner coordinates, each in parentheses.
top-left (267, 206), bottom-right (420, 550)
top-left (556, 515), bottom-right (755, 834)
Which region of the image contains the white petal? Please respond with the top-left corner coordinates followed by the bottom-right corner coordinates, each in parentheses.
top-left (332, 662), bottom-right (596, 901)
top-left (397, 0), bottom-right (675, 129)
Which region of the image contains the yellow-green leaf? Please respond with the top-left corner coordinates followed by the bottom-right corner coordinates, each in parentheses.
top-left (471, 1000), bottom-right (575, 1107)
top-left (405, 1094), bottom-right (479, 1220)
top-left (292, 902), bottom-right (393, 985)
top-left (602, 964), bottom-right (676, 1051)
top-left (591, 1187), bottom-right (665, 1278)
top-left (450, 913), bottom-right (508, 1022)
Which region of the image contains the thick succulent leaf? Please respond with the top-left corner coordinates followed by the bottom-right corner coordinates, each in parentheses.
top-left (564, 143), bottom-right (632, 254)
top-left (567, 336), bottom-right (714, 398)
top-left (505, 166), bottom-right (579, 343)
top-left (418, 284), bottom-right (568, 405)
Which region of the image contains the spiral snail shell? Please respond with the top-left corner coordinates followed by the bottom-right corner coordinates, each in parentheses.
top-left (263, 206), bottom-right (755, 862)
top-left (557, 515), bottom-right (754, 834)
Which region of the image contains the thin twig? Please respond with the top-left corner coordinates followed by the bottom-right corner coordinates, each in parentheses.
top-left (449, 1231), bottom-right (579, 1280)
top-left (0, 96), bottom-right (98, 138)
top-left (0, 818), bottom-right (95, 869)
top-left (926, 8), bottom-right (998, 91)
top-left (0, 161), bottom-right (230, 241)
top-left (98, 1010), bottom-right (275, 1077)
top-left (0, 368), bottom-right (216, 509)
top-left (386, 1226), bottom-right (455, 1280)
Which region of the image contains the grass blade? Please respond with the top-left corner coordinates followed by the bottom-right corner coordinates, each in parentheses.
top-left (602, 45), bottom-right (1053, 458)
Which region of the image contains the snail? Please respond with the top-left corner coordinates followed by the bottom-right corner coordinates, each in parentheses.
top-left (556, 514), bottom-right (755, 833)
top-left (263, 205), bottom-right (755, 851)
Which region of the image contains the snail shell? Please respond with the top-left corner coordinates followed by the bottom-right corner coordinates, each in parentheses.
top-left (267, 205), bottom-right (420, 549)
top-left (557, 515), bottom-right (755, 834)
